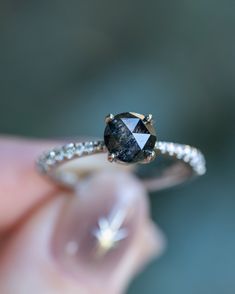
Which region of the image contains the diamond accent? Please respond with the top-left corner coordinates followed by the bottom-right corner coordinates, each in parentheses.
top-left (63, 143), bottom-right (75, 159)
top-left (37, 140), bottom-right (206, 180)
top-left (156, 141), bottom-right (206, 175)
top-left (84, 142), bottom-right (94, 153)
top-left (54, 148), bottom-right (64, 161)
top-left (45, 151), bottom-right (56, 165)
top-left (75, 142), bottom-right (85, 156)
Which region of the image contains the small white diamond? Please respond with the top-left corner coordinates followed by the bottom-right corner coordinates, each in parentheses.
top-left (167, 143), bottom-right (175, 156)
top-left (190, 156), bottom-right (200, 166)
top-left (190, 148), bottom-right (198, 158)
top-left (84, 142), bottom-right (93, 153)
top-left (158, 142), bottom-right (167, 153)
top-left (176, 145), bottom-right (185, 159)
top-left (195, 164), bottom-right (206, 175)
top-left (45, 151), bottom-right (56, 165)
top-left (75, 143), bottom-right (85, 156)
top-left (54, 148), bottom-right (64, 161)
top-left (183, 146), bottom-right (192, 162)
top-left (63, 143), bottom-right (75, 159)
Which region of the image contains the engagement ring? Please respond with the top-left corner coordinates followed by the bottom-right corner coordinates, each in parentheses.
top-left (37, 112), bottom-right (206, 191)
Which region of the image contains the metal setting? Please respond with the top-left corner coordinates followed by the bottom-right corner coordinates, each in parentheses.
top-left (105, 113), bottom-right (114, 124)
top-left (143, 114), bottom-right (153, 124)
top-left (107, 152), bottom-right (117, 162)
top-left (145, 150), bottom-right (156, 163)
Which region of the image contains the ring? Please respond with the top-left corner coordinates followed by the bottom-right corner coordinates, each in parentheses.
top-left (36, 112), bottom-right (206, 191)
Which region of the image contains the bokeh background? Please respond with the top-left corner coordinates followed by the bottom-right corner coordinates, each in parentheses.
top-left (0, 1), bottom-right (235, 293)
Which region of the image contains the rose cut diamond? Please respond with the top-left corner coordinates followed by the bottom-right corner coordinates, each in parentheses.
top-left (104, 112), bottom-right (157, 163)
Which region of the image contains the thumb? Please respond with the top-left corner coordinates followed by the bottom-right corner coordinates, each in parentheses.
top-left (0, 171), bottom-right (165, 294)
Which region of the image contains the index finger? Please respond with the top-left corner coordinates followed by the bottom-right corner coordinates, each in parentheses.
top-left (0, 136), bottom-right (56, 231)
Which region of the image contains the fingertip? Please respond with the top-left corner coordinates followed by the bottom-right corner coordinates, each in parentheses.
top-left (0, 137), bottom-right (56, 231)
top-left (0, 170), bottom-right (164, 294)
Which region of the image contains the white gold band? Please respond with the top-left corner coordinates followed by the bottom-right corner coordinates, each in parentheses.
top-left (36, 140), bottom-right (206, 191)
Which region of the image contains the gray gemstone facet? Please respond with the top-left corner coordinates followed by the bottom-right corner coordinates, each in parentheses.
top-left (104, 112), bottom-right (157, 163)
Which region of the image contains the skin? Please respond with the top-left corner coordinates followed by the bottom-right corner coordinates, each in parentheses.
top-left (0, 137), bottom-right (165, 294)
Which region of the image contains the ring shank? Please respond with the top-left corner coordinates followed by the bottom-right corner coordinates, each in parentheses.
top-left (37, 141), bottom-right (206, 192)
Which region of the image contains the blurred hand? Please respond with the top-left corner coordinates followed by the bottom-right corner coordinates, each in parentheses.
top-left (0, 137), bottom-right (165, 294)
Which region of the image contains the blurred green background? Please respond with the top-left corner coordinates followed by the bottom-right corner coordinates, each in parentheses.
top-left (0, 1), bottom-right (235, 293)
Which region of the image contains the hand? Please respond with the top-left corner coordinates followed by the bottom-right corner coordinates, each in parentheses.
top-left (0, 137), bottom-right (165, 294)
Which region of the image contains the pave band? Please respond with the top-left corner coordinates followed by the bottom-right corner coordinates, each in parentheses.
top-left (36, 140), bottom-right (206, 192)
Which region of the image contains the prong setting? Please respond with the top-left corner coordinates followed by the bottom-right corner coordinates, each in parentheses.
top-left (105, 114), bottom-right (114, 124)
top-left (143, 114), bottom-right (153, 124)
top-left (143, 150), bottom-right (156, 163)
top-left (108, 152), bottom-right (117, 162)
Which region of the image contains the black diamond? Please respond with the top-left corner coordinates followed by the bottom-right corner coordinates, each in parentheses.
top-left (104, 112), bottom-right (157, 163)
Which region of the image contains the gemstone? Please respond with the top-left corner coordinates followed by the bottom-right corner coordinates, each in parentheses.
top-left (63, 143), bottom-right (75, 159)
top-left (104, 112), bottom-right (157, 163)
top-left (84, 141), bottom-right (94, 153)
top-left (75, 143), bottom-right (85, 156)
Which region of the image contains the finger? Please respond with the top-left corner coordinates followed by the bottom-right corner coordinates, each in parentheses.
top-left (0, 136), bottom-right (58, 231)
top-left (0, 136), bottom-right (132, 232)
top-left (0, 171), bottom-right (165, 294)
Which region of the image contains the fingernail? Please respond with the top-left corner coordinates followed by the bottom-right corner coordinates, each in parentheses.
top-left (52, 171), bottom-right (149, 286)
